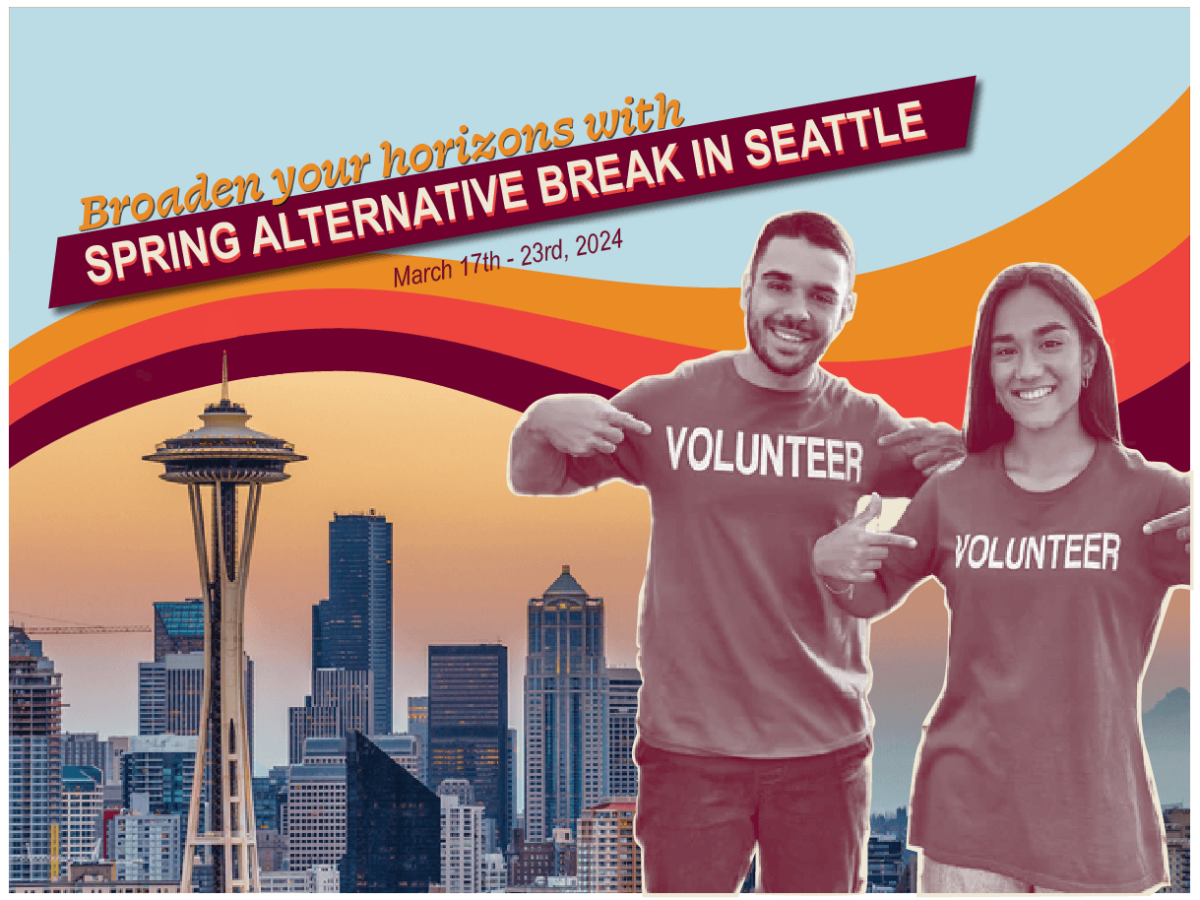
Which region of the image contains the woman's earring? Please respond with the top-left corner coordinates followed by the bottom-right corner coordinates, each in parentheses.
top-left (1083, 369), bottom-right (1093, 389)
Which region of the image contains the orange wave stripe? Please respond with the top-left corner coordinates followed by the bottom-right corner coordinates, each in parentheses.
top-left (10, 291), bottom-right (707, 426)
top-left (11, 92), bottom-right (1188, 385)
top-left (10, 235), bottom-right (1187, 430)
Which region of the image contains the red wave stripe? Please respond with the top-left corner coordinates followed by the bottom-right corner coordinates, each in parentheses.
top-left (10, 291), bottom-right (710, 426)
top-left (10, 239), bottom-right (1188, 464)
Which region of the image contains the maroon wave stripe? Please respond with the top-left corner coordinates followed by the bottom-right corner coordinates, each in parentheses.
top-left (9, 330), bottom-right (617, 467)
top-left (1118, 363), bottom-right (1189, 473)
top-left (9, 331), bottom-right (1187, 471)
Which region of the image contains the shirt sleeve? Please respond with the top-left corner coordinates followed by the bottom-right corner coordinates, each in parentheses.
top-left (865, 398), bottom-right (929, 501)
top-left (1147, 465), bottom-right (1192, 589)
top-left (562, 383), bottom-right (651, 489)
top-left (877, 468), bottom-right (943, 602)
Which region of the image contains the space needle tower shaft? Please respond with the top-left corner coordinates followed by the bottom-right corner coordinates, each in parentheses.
top-left (144, 355), bottom-right (305, 892)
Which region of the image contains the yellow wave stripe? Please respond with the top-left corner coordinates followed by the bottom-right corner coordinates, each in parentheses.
top-left (11, 91), bottom-right (1186, 384)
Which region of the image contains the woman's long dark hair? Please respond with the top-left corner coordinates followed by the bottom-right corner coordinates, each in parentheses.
top-left (962, 263), bottom-right (1121, 454)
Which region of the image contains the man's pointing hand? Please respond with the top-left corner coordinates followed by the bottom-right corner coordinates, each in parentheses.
top-left (879, 418), bottom-right (965, 477)
top-left (529, 394), bottom-right (652, 457)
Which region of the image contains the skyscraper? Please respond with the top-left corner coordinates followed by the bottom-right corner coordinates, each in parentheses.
top-left (606, 667), bottom-right (641, 798)
top-left (428, 644), bottom-right (509, 848)
top-left (341, 731), bottom-right (441, 893)
top-left (152, 599), bottom-right (204, 661)
top-left (524, 566), bottom-right (608, 842)
top-left (284, 762), bottom-right (347, 871)
top-left (314, 512), bottom-right (394, 733)
top-left (10, 626), bottom-right (64, 884)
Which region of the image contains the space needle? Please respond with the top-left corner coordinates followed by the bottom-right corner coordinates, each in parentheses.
top-left (144, 355), bottom-right (305, 892)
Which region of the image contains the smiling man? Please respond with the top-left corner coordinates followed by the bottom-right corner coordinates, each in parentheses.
top-left (507, 211), bottom-right (962, 894)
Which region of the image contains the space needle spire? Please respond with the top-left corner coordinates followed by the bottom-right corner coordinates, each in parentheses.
top-left (144, 358), bottom-right (305, 892)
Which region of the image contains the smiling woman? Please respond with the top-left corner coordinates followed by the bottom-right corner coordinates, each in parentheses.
top-left (965, 265), bottom-right (1120, 488)
top-left (812, 262), bottom-right (1191, 893)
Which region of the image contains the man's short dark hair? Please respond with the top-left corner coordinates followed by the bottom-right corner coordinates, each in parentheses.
top-left (746, 211), bottom-right (856, 286)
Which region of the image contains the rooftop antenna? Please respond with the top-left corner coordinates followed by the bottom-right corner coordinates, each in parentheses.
top-left (221, 352), bottom-right (229, 402)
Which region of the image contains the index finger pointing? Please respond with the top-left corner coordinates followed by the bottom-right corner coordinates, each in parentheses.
top-left (1144, 507), bottom-right (1191, 535)
top-left (867, 533), bottom-right (918, 549)
top-left (610, 409), bottom-right (652, 436)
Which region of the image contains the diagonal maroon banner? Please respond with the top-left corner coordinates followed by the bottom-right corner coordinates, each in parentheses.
top-left (49, 76), bottom-right (975, 309)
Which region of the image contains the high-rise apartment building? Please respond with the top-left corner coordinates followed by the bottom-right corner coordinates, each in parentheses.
top-left (314, 512), bottom-right (394, 733)
top-left (429, 644), bottom-right (509, 849)
top-left (576, 799), bottom-right (641, 893)
top-left (606, 667), bottom-right (641, 798)
top-left (440, 794), bottom-right (486, 892)
top-left (1164, 806), bottom-right (1190, 893)
top-left (152, 599), bottom-right (205, 661)
top-left (108, 810), bottom-right (183, 883)
top-left (10, 626), bottom-right (64, 883)
top-left (408, 696), bottom-right (430, 785)
top-left (524, 566), bottom-right (608, 842)
top-left (61, 766), bottom-right (104, 866)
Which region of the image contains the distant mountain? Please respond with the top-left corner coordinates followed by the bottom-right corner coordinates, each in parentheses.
top-left (1143, 687), bottom-right (1188, 807)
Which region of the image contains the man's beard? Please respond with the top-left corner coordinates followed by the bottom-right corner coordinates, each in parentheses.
top-left (747, 310), bottom-right (829, 376)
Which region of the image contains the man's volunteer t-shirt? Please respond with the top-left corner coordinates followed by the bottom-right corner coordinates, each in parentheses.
top-left (567, 353), bottom-right (923, 758)
top-left (880, 441), bottom-right (1190, 892)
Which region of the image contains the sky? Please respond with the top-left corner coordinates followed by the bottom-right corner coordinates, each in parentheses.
top-left (10, 9), bottom-right (1189, 346)
top-left (9, 371), bottom-right (1189, 811)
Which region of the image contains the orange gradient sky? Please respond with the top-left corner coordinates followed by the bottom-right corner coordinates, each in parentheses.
top-left (9, 371), bottom-right (1188, 809)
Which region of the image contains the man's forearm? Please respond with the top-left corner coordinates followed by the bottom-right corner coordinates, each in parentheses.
top-left (508, 414), bottom-right (572, 496)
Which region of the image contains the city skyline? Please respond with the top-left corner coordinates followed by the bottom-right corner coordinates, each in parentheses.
top-left (10, 371), bottom-right (1190, 813)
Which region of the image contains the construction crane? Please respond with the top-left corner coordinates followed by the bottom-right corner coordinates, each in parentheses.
top-left (9, 611), bottom-right (150, 635)
top-left (20, 625), bottom-right (149, 635)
